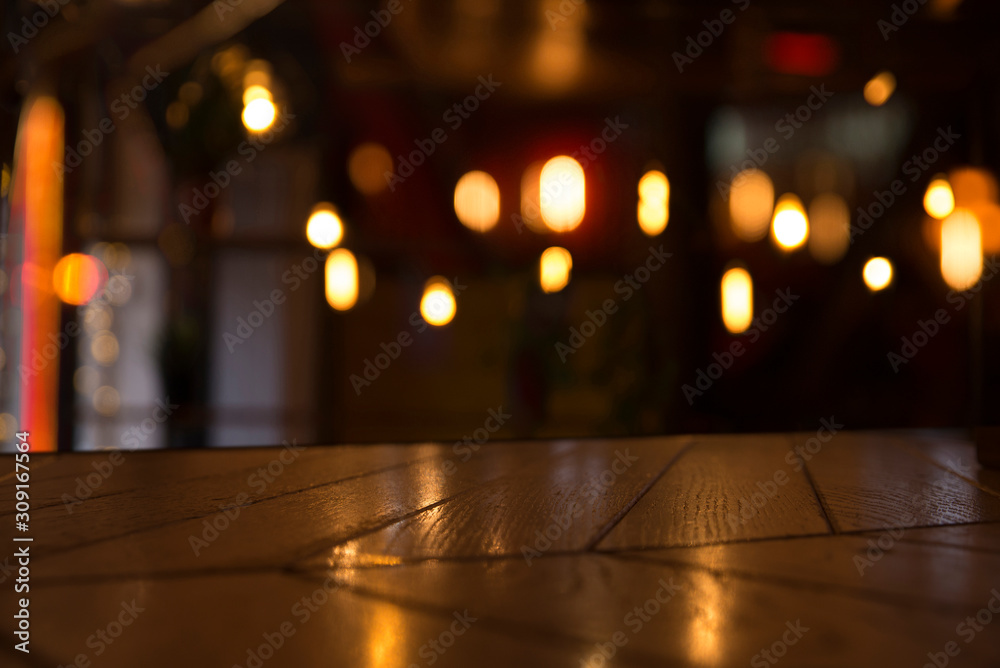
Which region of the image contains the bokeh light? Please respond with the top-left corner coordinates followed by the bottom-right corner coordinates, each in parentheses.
top-left (93, 386), bottom-right (121, 417)
top-left (306, 204), bottom-right (344, 250)
top-left (924, 177), bottom-right (955, 219)
top-left (941, 209), bottom-right (983, 290)
top-left (863, 71), bottom-right (896, 107)
top-left (863, 257), bottom-right (894, 291)
top-left (729, 169), bottom-right (774, 242)
top-left (325, 248), bottom-right (358, 311)
top-left (771, 194), bottom-right (809, 250)
top-left (637, 170), bottom-right (669, 236)
top-left (539, 246), bottom-right (573, 293)
top-left (347, 143), bottom-right (393, 196)
top-left (420, 277), bottom-right (457, 326)
top-left (242, 96), bottom-right (276, 132)
top-left (454, 170), bottom-right (501, 233)
top-left (721, 266), bottom-right (753, 334)
top-left (53, 253), bottom-right (107, 305)
top-left (807, 193), bottom-right (850, 264)
top-left (91, 330), bottom-right (120, 366)
top-left (539, 156), bottom-right (585, 232)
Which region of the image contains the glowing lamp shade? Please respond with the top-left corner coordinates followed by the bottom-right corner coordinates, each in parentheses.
top-left (420, 277), bottom-right (456, 326)
top-left (325, 248), bottom-right (358, 311)
top-left (863, 71), bottom-right (896, 107)
top-left (924, 177), bottom-right (955, 219)
top-left (539, 156), bottom-right (585, 232)
top-left (863, 257), bottom-right (893, 291)
top-left (637, 170), bottom-right (669, 236)
top-left (729, 169), bottom-right (774, 242)
top-left (454, 170), bottom-right (500, 233)
top-left (771, 194), bottom-right (809, 250)
top-left (53, 253), bottom-right (107, 305)
top-left (539, 246), bottom-right (572, 293)
top-left (721, 266), bottom-right (753, 334)
top-left (940, 209), bottom-right (983, 290)
top-left (306, 204), bottom-right (344, 249)
top-left (241, 97), bottom-right (276, 132)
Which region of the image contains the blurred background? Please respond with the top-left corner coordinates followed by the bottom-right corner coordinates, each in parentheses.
top-left (1, 0), bottom-right (999, 451)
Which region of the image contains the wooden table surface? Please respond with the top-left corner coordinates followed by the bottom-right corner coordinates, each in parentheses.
top-left (3, 430), bottom-right (1000, 667)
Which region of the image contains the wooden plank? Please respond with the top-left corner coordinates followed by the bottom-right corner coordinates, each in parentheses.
top-left (293, 552), bottom-right (1000, 667)
top-left (617, 529), bottom-right (1000, 609)
top-left (804, 432), bottom-right (1000, 532)
top-left (23, 443), bottom-right (437, 551)
top-left (30, 441), bottom-right (576, 579)
top-left (304, 436), bottom-right (691, 564)
top-left (10, 574), bottom-right (592, 668)
top-left (598, 434), bottom-right (830, 550)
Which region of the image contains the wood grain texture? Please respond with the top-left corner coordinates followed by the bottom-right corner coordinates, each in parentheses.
top-left (304, 436), bottom-right (691, 564)
top-left (804, 432), bottom-right (1000, 532)
top-left (294, 552), bottom-right (1000, 668)
top-left (598, 434), bottom-right (831, 550)
top-left (30, 441), bottom-right (575, 579)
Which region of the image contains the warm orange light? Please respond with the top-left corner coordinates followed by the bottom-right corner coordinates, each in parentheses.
top-left (950, 167), bottom-right (998, 206)
top-left (347, 143), bottom-right (393, 196)
top-left (242, 84), bottom-right (272, 106)
top-left (637, 170), bottom-right (669, 236)
top-left (325, 248), bottom-right (358, 311)
top-left (539, 246), bottom-right (572, 293)
top-left (420, 277), bottom-right (456, 326)
top-left (729, 169), bottom-right (774, 242)
top-left (941, 209), bottom-right (983, 290)
top-left (807, 194), bottom-right (850, 264)
top-left (863, 71), bottom-right (896, 107)
top-left (306, 203), bottom-right (344, 249)
top-left (539, 156), bottom-right (585, 232)
top-left (242, 97), bottom-right (276, 132)
top-left (721, 266), bottom-right (753, 334)
top-left (53, 253), bottom-right (107, 305)
top-left (771, 193), bottom-right (809, 250)
top-left (863, 257), bottom-right (893, 291)
top-left (454, 170), bottom-right (500, 233)
top-left (924, 177), bottom-right (955, 219)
